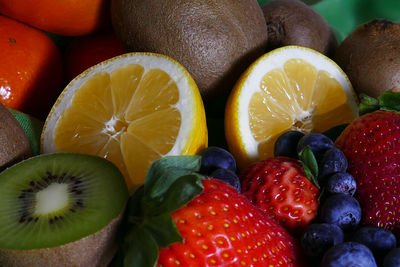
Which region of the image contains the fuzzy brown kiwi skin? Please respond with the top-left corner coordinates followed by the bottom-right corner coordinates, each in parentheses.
top-left (111, 0), bottom-right (268, 100)
top-left (262, 0), bottom-right (337, 57)
top-left (334, 19), bottom-right (400, 98)
top-left (0, 213), bottom-right (123, 267)
top-left (0, 103), bottom-right (31, 171)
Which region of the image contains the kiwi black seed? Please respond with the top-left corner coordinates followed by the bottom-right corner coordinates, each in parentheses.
top-left (0, 152), bottom-right (129, 266)
top-left (261, 0), bottom-right (337, 57)
top-left (17, 171), bottom-right (86, 225)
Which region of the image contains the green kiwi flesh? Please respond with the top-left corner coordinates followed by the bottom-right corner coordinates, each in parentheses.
top-left (0, 153), bottom-right (128, 251)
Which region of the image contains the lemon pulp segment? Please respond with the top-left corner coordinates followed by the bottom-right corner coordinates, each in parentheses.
top-left (249, 58), bottom-right (355, 161)
top-left (53, 64), bottom-right (181, 188)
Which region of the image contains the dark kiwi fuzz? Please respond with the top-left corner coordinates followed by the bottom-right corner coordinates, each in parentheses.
top-left (335, 19), bottom-right (400, 98)
top-left (262, 0), bottom-right (337, 57)
top-left (0, 153), bottom-right (129, 267)
top-left (111, 0), bottom-right (268, 100)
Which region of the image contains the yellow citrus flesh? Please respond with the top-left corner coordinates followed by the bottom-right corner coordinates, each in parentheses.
top-left (41, 53), bottom-right (208, 192)
top-left (225, 46), bottom-right (358, 170)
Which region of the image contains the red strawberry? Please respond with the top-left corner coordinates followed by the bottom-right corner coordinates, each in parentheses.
top-left (117, 156), bottom-right (306, 267)
top-left (335, 109), bottom-right (400, 237)
top-left (158, 178), bottom-right (305, 266)
top-left (240, 157), bottom-right (320, 234)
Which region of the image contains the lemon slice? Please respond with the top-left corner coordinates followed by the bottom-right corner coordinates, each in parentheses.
top-left (225, 46), bottom-right (358, 170)
top-left (41, 52), bottom-right (208, 192)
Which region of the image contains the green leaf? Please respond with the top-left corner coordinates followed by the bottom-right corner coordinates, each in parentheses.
top-left (359, 93), bottom-right (380, 116)
top-left (143, 174), bottom-right (204, 216)
top-left (144, 156), bottom-right (202, 199)
top-left (117, 156), bottom-right (206, 267)
top-left (143, 214), bottom-right (183, 248)
top-left (298, 146), bottom-right (319, 188)
top-left (323, 124), bottom-right (348, 141)
top-left (120, 226), bottom-right (159, 267)
top-left (360, 93), bottom-right (379, 106)
top-left (119, 186), bottom-right (145, 237)
top-left (358, 92), bottom-right (400, 116)
top-left (126, 185), bottom-right (145, 217)
top-left (378, 91), bottom-right (400, 112)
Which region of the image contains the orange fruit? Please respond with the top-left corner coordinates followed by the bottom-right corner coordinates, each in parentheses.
top-left (41, 52), bottom-right (208, 192)
top-left (0, 15), bottom-right (64, 120)
top-left (225, 46), bottom-right (358, 170)
top-left (0, 0), bottom-right (110, 36)
top-left (65, 30), bottom-right (126, 82)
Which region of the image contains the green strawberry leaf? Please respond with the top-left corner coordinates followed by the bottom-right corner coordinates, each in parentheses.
top-left (359, 93), bottom-right (379, 105)
top-left (359, 93), bottom-right (380, 116)
top-left (379, 106), bottom-right (400, 113)
top-left (120, 225), bottom-right (159, 267)
top-left (144, 155), bottom-right (201, 199)
top-left (143, 214), bottom-right (183, 248)
top-left (126, 185), bottom-right (145, 217)
top-left (143, 173), bottom-right (204, 216)
top-left (299, 146), bottom-right (320, 189)
top-left (378, 91), bottom-right (400, 111)
top-left (323, 124), bottom-right (348, 141)
top-left (119, 185), bottom-right (145, 236)
top-left (359, 92), bottom-right (400, 116)
top-left (118, 156), bottom-right (208, 267)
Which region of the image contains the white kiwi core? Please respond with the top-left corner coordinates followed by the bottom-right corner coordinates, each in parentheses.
top-left (35, 183), bottom-right (69, 215)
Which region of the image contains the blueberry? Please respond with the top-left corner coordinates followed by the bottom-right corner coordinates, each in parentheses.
top-left (210, 168), bottom-right (241, 191)
top-left (297, 133), bottom-right (335, 162)
top-left (351, 226), bottom-right (396, 262)
top-left (274, 131), bottom-right (305, 159)
top-left (326, 172), bottom-right (357, 196)
top-left (320, 193), bottom-right (361, 230)
top-left (200, 146), bottom-right (236, 175)
top-left (301, 223), bottom-right (344, 259)
top-left (321, 242), bottom-right (377, 267)
top-left (318, 147), bottom-right (348, 183)
top-left (383, 247), bottom-right (400, 267)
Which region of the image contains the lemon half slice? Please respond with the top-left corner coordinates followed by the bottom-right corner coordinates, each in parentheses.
top-left (41, 53), bottom-right (208, 192)
top-left (225, 46), bottom-right (358, 170)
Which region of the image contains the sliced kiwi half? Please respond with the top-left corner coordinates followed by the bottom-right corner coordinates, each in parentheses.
top-left (0, 152), bottom-right (128, 265)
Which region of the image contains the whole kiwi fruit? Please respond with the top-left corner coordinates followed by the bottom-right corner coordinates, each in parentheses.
top-left (111, 0), bottom-right (268, 100)
top-left (261, 0), bottom-right (337, 57)
top-left (335, 19), bottom-right (400, 98)
top-left (0, 103), bottom-right (31, 171)
top-left (0, 153), bottom-right (128, 266)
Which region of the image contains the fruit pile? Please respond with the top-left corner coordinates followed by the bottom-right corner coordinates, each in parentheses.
top-left (0, 0), bottom-right (400, 266)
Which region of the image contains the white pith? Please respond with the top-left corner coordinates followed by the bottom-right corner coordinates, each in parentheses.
top-left (34, 183), bottom-right (69, 215)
